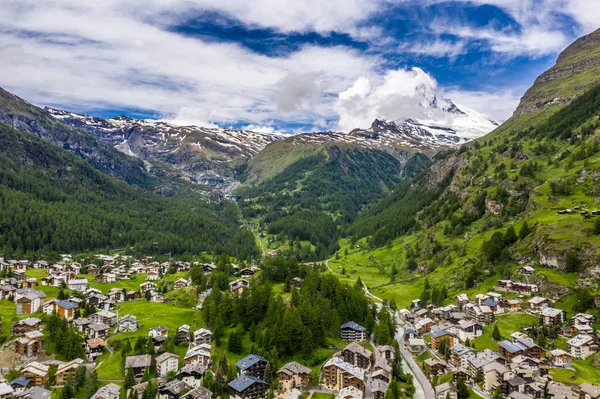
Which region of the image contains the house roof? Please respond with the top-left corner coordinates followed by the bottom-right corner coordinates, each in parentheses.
top-left (178, 363), bottom-right (206, 377)
top-left (87, 323), bottom-right (109, 331)
top-left (540, 307), bottom-right (563, 317)
top-left (125, 355), bottom-right (152, 369)
top-left (580, 383), bottom-right (600, 399)
top-left (435, 382), bottom-right (457, 394)
top-left (499, 340), bottom-right (526, 354)
top-left (56, 300), bottom-right (78, 310)
top-left (155, 352), bottom-right (179, 364)
top-left (91, 383), bottom-right (120, 399)
top-left (19, 386), bottom-right (52, 399)
top-left (236, 354), bottom-right (268, 371)
top-left (228, 375), bottom-right (267, 393)
top-left (323, 357), bottom-right (364, 380)
top-left (10, 377), bottom-right (31, 387)
top-left (431, 329), bottom-right (456, 339)
top-left (341, 321), bottom-right (366, 332)
top-left (277, 361), bottom-right (311, 376)
top-left (159, 380), bottom-right (189, 396)
top-left (182, 387), bottom-right (213, 399)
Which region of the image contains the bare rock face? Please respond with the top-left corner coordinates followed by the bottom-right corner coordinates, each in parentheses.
top-left (513, 28), bottom-right (600, 118)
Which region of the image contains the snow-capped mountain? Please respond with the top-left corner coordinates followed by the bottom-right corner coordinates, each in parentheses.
top-left (45, 107), bottom-right (284, 190)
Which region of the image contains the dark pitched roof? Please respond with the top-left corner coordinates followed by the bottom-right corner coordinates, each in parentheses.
top-left (56, 300), bottom-right (78, 310)
top-left (228, 375), bottom-right (268, 393)
top-left (236, 354), bottom-right (268, 371)
top-left (341, 321), bottom-right (366, 332)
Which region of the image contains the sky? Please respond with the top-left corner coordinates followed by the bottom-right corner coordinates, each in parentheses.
top-left (0, 0), bottom-right (598, 134)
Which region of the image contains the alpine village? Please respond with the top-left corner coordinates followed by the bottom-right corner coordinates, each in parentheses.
top-left (2, 8), bottom-right (600, 399)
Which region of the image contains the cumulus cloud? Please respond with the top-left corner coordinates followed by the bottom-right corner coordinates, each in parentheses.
top-left (334, 67), bottom-right (446, 132)
top-left (274, 72), bottom-right (321, 112)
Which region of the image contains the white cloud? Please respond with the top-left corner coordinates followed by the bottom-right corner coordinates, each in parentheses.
top-left (334, 67), bottom-right (445, 131)
top-left (441, 88), bottom-right (522, 122)
top-left (241, 124), bottom-right (285, 135)
top-left (399, 39), bottom-right (468, 58)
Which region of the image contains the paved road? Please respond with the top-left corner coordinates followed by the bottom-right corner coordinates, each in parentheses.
top-left (394, 318), bottom-right (434, 399)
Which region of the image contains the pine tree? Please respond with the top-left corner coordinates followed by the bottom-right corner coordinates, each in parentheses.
top-left (124, 367), bottom-right (136, 390)
top-left (519, 221), bottom-right (531, 239)
top-left (492, 324), bottom-right (501, 341)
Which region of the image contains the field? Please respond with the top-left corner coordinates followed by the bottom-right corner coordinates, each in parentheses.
top-left (471, 312), bottom-right (539, 352)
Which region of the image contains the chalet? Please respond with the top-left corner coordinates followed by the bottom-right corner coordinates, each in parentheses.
top-left (230, 279), bottom-right (250, 295)
top-left (425, 359), bottom-right (447, 375)
top-left (547, 382), bottom-right (577, 399)
top-left (11, 318), bottom-right (42, 336)
top-left (0, 285), bottom-right (16, 300)
top-left (236, 354), bottom-right (269, 379)
top-left (158, 380), bottom-right (189, 399)
top-left (193, 328), bottom-right (212, 345)
top-left (202, 264), bottom-right (216, 274)
top-left (464, 304), bottom-right (495, 325)
top-left (174, 278), bottom-right (189, 289)
top-left (567, 334), bottom-right (598, 359)
top-left (149, 325), bottom-right (169, 338)
top-left (14, 261), bottom-right (29, 271)
top-left (87, 293), bottom-right (108, 308)
top-left (85, 323), bottom-right (110, 339)
top-left (67, 279), bottom-right (88, 292)
top-left (86, 265), bottom-right (100, 274)
top-left (9, 377), bottom-right (31, 393)
top-left (290, 277), bottom-right (303, 288)
top-left (85, 338), bottom-right (105, 361)
top-left (184, 344), bottom-right (212, 368)
top-left (466, 349), bottom-right (505, 379)
top-left (15, 290), bottom-right (46, 314)
top-left (228, 375), bottom-right (269, 399)
top-left (580, 383), bottom-right (600, 399)
top-left (549, 349), bottom-right (571, 368)
top-left (140, 282), bottom-right (157, 293)
top-left (176, 325), bottom-right (190, 343)
top-left (408, 338), bottom-right (427, 354)
top-left (21, 362), bottom-right (49, 387)
top-left (14, 331), bottom-right (44, 356)
top-left (528, 297), bottom-right (550, 312)
top-left (42, 299), bottom-right (78, 320)
top-left (321, 357), bottom-right (365, 392)
top-left (33, 261), bottom-right (49, 269)
top-left (277, 362), bottom-right (312, 392)
top-left (499, 340), bottom-right (527, 360)
top-left (430, 330), bottom-right (457, 351)
top-left (150, 290), bottom-right (164, 303)
top-left (457, 320), bottom-right (483, 341)
top-left (90, 384), bottom-right (120, 399)
top-left (375, 345), bottom-right (395, 363)
top-left (571, 313), bottom-right (596, 326)
top-left (177, 364), bottom-right (206, 388)
top-left (518, 266), bottom-right (535, 275)
top-left (455, 294), bottom-right (470, 306)
top-left (414, 318), bottom-right (434, 334)
top-left (156, 352), bottom-right (180, 378)
top-left (119, 314), bottom-right (138, 332)
top-left (434, 382), bottom-right (458, 399)
top-left (127, 291), bottom-right (140, 301)
top-left (73, 318), bottom-right (91, 333)
top-left (341, 322), bottom-right (367, 342)
top-left (504, 299), bottom-right (522, 311)
top-left (55, 359), bottom-right (84, 385)
top-left (540, 308), bottom-right (566, 326)
top-left (125, 355), bottom-right (153, 378)
top-left (181, 387), bottom-right (212, 399)
top-left (239, 268), bottom-right (258, 278)
top-left (339, 342), bottom-right (372, 369)
top-left (147, 271), bottom-right (160, 281)
top-left (22, 278), bottom-right (37, 289)
top-left (90, 310), bottom-right (117, 326)
top-left (107, 288), bottom-right (125, 303)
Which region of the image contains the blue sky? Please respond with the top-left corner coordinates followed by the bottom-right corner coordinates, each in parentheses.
top-left (0, 0), bottom-right (598, 133)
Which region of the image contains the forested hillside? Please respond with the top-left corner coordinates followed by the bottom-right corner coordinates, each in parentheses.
top-left (236, 146), bottom-right (429, 261)
top-left (334, 29), bottom-right (600, 308)
top-left (0, 122), bottom-right (259, 260)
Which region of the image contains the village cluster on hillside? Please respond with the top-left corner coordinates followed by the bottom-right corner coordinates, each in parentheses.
top-left (396, 265), bottom-right (600, 399)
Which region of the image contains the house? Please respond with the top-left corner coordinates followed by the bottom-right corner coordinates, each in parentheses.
top-left (67, 279), bottom-right (88, 292)
top-left (567, 335), bottom-right (598, 359)
top-left (464, 304), bottom-right (495, 325)
top-left (0, 383), bottom-right (14, 399)
top-left (85, 323), bottom-right (110, 339)
top-left (21, 278), bottom-right (38, 289)
top-left (127, 291), bottom-right (140, 301)
top-left (140, 282), bottom-right (157, 293)
top-left (73, 318), bottom-right (91, 333)
top-left (125, 355), bottom-right (153, 378)
top-left (499, 340), bottom-right (527, 360)
top-left (184, 344), bottom-right (212, 368)
top-left (230, 279), bottom-right (250, 294)
top-left (55, 359), bottom-right (84, 385)
top-left (407, 338), bottom-right (427, 354)
top-left (9, 377), bottom-right (31, 393)
top-left (467, 349), bottom-right (505, 379)
top-left (528, 297), bottom-right (550, 312)
top-left (571, 313), bottom-right (596, 326)
top-left (176, 325), bottom-right (190, 344)
top-left (456, 294), bottom-right (470, 306)
top-left (540, 308), bottom-right (566, 326)
top-left (11, 318), bottom-right (42, 336)
top-left (107, 288), bottom-right (125, 303)
top-left (415, 318), bottom-right (435, 334)
top-left (84, 338), bottom-right (105, 361)
top-left (449, 344), bottom-right (476, 369)
top-left (43, 299), bottom-right (78, 320)
top-left (147, 271), bottom-right (160, 281)
top-left (236, 354), bottom-right (269, 379)
top-left (181, 387), bottom-right (212, 399)
top-left (15, 386), bottom-right (51, 399)
top-left (193, 329), bottom-right (212, 345)
top-left (457, 321), bottom-right (483, 341)
top-left (277, 362), bottom-right (312, 392)
top-left (549, 349), bottom-right (571, 368)
top-left (425, 359), bottom-right (447, 375)
top-left (14, 331), bottom-right (44, 356)
top-left (482, 362), bottom-right (510, 393)
top-left (90, 310), bottom-right (117, 327)
top-left (435, 382), bottom-right (458, 399)
top-left (174, 278), bottom-right (189, 289)
top-left (375, 345), bottom-right (395, 363)
top-left (21, 362), bottom-right (49, 387)
top-left (337, 386), bottom-right (363, 399)
top-left (177, 364), bottom-right (206, 389)
top-left (90, 384), bottom-right (120, 399)
top-left (0, 285), bottom-right (16, 300)
top-left (119, 314), bottom-right (138, 332)
top-left (228, 375), bottom-right (269, 399)
top-left (150, 290), bottom-right (164, 303)
top-left (340, 342), bottom-right (372, 370)
top-left (321, 357), bottom-right (365, 392)
top-left (504, 299), bottom-right (522, 311)
top-left (580, 383), bottom-right (600, 399)
top-left (430, 330), bottom-right (457, 351)
top-left (156, 352), bottom-right (180, 378)
top-left (15, 291), bottom-right (45, 315)
top-left (547, 382), bottom-right (577, 399)
top-left (158, 380), bottom-right (190, 399)
top-left (149, 325), bottom-right (169, 338)
top-left (341, 322), bottom-right (367, 342)
top-left (518, 266), bottom-right (535, 275)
